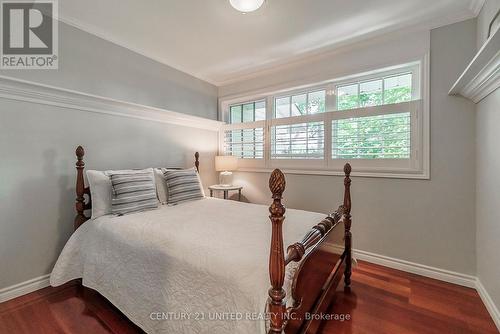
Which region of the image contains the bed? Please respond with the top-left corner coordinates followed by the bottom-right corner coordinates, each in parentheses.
top-left (50, 146), bottom-right (353, 334)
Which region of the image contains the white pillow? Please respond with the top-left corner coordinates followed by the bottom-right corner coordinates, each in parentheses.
top-left (86, 168), bottom-right (157, 219)
top-left (196, 170), bottom-right (206, 197)
top-left (154, 168), bottom-right (168, 204)
top-left (86, 170), bottom-right (112, 220)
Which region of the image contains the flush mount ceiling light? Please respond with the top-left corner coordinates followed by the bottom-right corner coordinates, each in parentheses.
top-left (229, 0), bottom-right (265, 13)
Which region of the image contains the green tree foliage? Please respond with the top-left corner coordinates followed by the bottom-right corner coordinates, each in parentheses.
top-left (334, 86), bottom-right (412, 159)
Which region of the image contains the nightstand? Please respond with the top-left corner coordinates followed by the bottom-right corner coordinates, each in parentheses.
top-left (208, 185), bottom-right (243, 201)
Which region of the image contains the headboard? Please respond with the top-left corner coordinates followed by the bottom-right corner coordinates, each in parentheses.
top-left (73, 146), bottom-right (200, 230)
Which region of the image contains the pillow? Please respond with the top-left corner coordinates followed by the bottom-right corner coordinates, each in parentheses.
top-left (164, 169), bottom-right (204, 205)
top-left (86, 168), bottom-right (157, 219)
top-left (161, 167), bottom-right (205, 198)
top-left (196, 170), bottom-right (206, 197)
top-left (109, 169), bottom-right (158, 215)
top-left (86, 170), bottom-right (112, 219)
top-left (154, 168), bottom-right (169, 204)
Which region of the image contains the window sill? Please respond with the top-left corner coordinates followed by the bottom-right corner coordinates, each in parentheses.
top-left (235, 167), bottom-right (430, 180)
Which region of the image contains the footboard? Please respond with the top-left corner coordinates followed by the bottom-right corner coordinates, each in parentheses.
top-left (267, 164), bottom-right (352, 334)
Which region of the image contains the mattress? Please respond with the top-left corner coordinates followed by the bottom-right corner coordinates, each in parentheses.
top-left (50, 197), bottom-right (326, 334)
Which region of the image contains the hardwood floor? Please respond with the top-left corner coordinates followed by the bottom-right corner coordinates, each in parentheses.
top-left (320, 262), bottom-right (498, 334)
top-left (0, 261), bottom-right (497, 334)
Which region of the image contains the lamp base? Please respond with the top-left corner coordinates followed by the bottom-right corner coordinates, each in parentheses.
top-left (219, 171), bottom-right (233, 186)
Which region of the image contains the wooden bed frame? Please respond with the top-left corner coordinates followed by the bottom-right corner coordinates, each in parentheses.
top-left (73, 146), bottom-right (352, 334)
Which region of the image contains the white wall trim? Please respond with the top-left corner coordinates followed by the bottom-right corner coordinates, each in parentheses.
top-left (353, 249), bottom-right (477, 288)
top-left (236, 167), bottom-right (430, 180)
top-left (0, 274), bottom-right (50, 303)
top-left (462, 52), bottom-right (500, 103)
top-left (449, 27), bottom-right (500, 103)
top-left (0, 75), bottom-right (224, 131)
top-left (59, 10), bottom-right (474, 87)
top-left (476, 279), bottom-right (500, 331)
top-left (1, 253), bottom-right (498, 331)
top-left (354, 249), bottom-right (500, 329)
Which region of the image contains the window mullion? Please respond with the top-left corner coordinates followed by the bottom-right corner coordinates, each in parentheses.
top-left (306, 93), bottom-right (309, 115)
top-left (252, 102), bottom-right (256, 159)
top-left (288, 96), bottom-right (292, 155)
top-left (265, 96), bottom-right (273, 167)
top-left (240, 113), bottom-right (244, 158)
top-left (382, 77), bottom-right (386, 105)
top-left (325, 112), bottom-right (332, 167)
top-left (356, 83), bottom-right (360, 108)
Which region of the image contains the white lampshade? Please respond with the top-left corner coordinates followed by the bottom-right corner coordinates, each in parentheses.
top-left (215, 155), bottom-right (238, 172)
top-left (229, 0), bottom-right (264, 12)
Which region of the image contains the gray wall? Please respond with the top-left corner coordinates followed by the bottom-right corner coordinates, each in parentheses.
top-left (476, 0), bottom-right (500, 318)
top-left (228, 20), bottom-right (478, 275)
top-left (0, 23), bottom-right (218, 290)
top-left (0, 21), bottom-right (218, 120)
top-left (0, 100), bottom-right (218, 289)
top-left (476, 89), bottom-right (500, 318)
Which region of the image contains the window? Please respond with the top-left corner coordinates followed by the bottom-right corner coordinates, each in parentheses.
top-left (224, 128), bottom-right (264, 159)
top-left (332, 113), bottom-right (410, 159)
top-left (337, 72), bottom-right (412, 110)
top-left (270, 89), bottom-right (326, 161)
top-left (230, 100), bottom-right (266, 123)
top-left (271, 122), bottom-right (325, 159)
top-left (274, 90), bottom-right (326, 118)
top-left (220, 61), bottom-right (428, 178)
top-left (224, 100), bottom-right (266, 160)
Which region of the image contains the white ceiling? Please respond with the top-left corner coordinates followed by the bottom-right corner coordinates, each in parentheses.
top-left (59, 0), bottom-right (483, 85)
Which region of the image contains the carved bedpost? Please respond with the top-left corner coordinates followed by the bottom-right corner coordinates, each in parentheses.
top-left (195, 152), bottom-right (200, 172)
top-left (343, 163), bottom-right (352, 287)
top-left (268, 169), bottom-right (287, 333)
top-left (75, 146), bottom-right (86, 231)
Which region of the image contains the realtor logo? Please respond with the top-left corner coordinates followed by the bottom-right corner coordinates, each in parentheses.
top-left (1, 0), bottom-right (58, 69)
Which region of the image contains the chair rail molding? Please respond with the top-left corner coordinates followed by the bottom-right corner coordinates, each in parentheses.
top-left (449, 26), bottom-right (500, 103)
top-left (0, 75), bottom-right (223, 131)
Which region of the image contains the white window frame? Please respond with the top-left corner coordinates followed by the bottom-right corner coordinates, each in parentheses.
top-left (219, 57), bottom-right (430, 179)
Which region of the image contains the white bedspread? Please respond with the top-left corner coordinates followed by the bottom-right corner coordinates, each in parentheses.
top-left (50, 198), bottom-right (326, 334)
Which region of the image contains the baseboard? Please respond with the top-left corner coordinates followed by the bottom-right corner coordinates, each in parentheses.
top-left (0, 274), bottom-right (51, 303)
top-left (1, 256), bottom-right (498, 332)
top-left (353, 249), bottom-right (477, 288)
top-left (476, 279), bottom-right (500, 331)
top-left (352, 250), bottom-right (499, 330)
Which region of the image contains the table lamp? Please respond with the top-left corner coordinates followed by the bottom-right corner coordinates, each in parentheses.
top-left (215, 155), bottom-right (238, 186)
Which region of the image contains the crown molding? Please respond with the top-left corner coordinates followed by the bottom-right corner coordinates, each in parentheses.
top-left (0, 75), bottom-right (223, 131)
top-left (58, 7), bottom-right (476, 87)
top-left (449, 27), bottom-right (500, 103)
top-left (461, 54), bottom-right (500, 103)
top-left (215, 11), bottom-right (474, 87)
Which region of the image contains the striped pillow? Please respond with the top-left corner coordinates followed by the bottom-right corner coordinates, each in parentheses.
top-left (110, 170), bottom-right (158, 215)
top-left (164, 169), bottom-right (204, 205)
